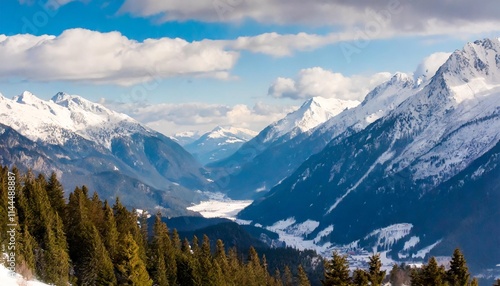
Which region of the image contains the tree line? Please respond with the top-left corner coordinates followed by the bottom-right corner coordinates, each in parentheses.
top-left (1, 166), bottom-right (499, 286)
top-left (0, 166), bottom-right (315, 285)
top-left (322, 249), bottom-right (500, 286)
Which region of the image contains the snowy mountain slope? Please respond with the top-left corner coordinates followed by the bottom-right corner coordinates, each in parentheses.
top-left (185, 126), bottom-right (257, 165)
top-left (238, 38), bottom-right (500, 272)
top-left (1, 91), bottom-right (144, 148)
top-left (0, 91), bottom-right (213, 214)
top-left (209, 74), bottom-right (420, 199)
top-left (209, 97), bottom-right (360, 168)
top-left (261, 97), bottom-right (360, 144)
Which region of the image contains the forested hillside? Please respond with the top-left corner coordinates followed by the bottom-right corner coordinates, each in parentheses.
top-left (0, 166), bottom-right (319, 285)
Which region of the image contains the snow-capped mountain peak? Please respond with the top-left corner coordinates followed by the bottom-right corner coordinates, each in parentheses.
top-left (0, 91), bottom-right (144, 148)
top-left (185, 125), bottom-right (258, 164)
top-left (379, 37), bottom-right (500, 184)
top-left (263, 96), bottom-right (360, 143)
top-left (13, 90), bottom-right (47, 106)
top-left (207, 125), bottom-right (257, 140)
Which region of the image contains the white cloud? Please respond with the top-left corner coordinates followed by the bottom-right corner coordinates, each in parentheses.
top-left (228, 32), bottom-right (342, 57)
top-left (413, 52), bottom-right (452, 81)
top-left (119, 0), bottom-right (500, 37)
top-left (0, 29), bottom-right (238, 86)
top-left (104, 100), bottom-right (297, 136)
top-left (269, 67), bottom-right (391, 101)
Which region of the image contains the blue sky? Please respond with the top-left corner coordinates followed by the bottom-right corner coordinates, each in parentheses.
top-left (1, 0), bottom-right (499, 135)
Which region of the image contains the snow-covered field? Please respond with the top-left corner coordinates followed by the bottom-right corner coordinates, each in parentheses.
top-left (186, 192), bottom-right (252, 220)
top-left (0, 263), bottom-right (48, 286)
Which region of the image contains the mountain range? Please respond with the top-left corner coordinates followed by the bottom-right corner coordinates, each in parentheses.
top-left (0, 91), bottom-right (213, 215)
top-left (183, 126), bottom-right (257, 165)
top-left (1, 37), bottom-right (499, 278)
top-left (236, 38), bottom-right (500, 273)
top-left (207, 96), bottom-right (360, 198)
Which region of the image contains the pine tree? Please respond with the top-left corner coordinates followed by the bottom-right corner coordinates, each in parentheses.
top-left (171, 228), bottom-right (182, 251)
top-left (101, 200), bottom-right (119, 260)
top-left (177, 238), bottom-right (198, 286)
top-left (273, 268), bottom-right (284, 286)
top-left (88, 192), bottom-right (105, 233)
top-left (322, 251), bottom-right (352, 286)
top-left (214, 239), bottom-right (230, 284)
top-left (45, 172), bottom-right (66, 217)
top-left (368, 253), bottom-right (386, 286)
top-left (148, 212), bottom-right (177, 286)
top-left (410, 267), bottom-right (424, 286)
top-left (470, 277), bottom-right (479, 286)
top-left (422, 257), bottom-right (446, 286)
top-left (298, 264), bottom-right (311, 286)
top-left (113, 200), bottom-right (147, 264)
top-left (115, 233), bottom-right (153, 286)
top-left (81, 225), bottom-right (116, 286)
top-left (447, 248), bottom-right (470, 286)
top-left (198, 235), bottom-right (218, 286)
top-left (248, 246), bottom-right (265, 283)
top-left (40, 214), bottom-right (70, 286)
top-left (353, 269), bottom-right (369, 286)
top-left (227, 247), bottom-right (242, 285)
top-left (283, 265), bottom-right (294, 286)
top-left (66, 187), bottom-right (116, 285)
top-left (493, 279), bottom-right (500, 286)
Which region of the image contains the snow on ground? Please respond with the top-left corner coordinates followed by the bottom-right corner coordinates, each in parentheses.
top-left (313, 225), bottom-right (334, 243)
top-left (259, 220), bottom-right (429, 271)
top-left (412, 240), bottom-right (442, 259)
top-left (186, 192), bottom-right (252, 220)
top-left (0, 263), bottom-right (49, 286)
top-left (364, 223), bottom-right (413, 251)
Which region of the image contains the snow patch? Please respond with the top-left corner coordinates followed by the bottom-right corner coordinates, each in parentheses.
top-left (313, 225), bottom-right (334, 243)
top-left (403, 236), bottom-right (420, 251)
top-left (187, 193), bottom-right (252, 220)
top-left (365, 223), bottom-right (413, 251)
top-left (0, 262), bottom-right (50, 286)
top-left (412, 240), bottom-right (442, 259)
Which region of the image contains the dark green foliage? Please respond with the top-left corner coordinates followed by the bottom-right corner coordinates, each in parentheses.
top-left (298, 264), bottom-right (312, 286)
top-left (45, 172), bottom-right (65, 217)
top-left (101, 200), bottom-right (119, 260)
top-left (352, 269), bottom-right (369, 286)
top-left (148, 212), bottom-right (176, 286)
top-left (284, 265), bottom-right (294, 286)
top-left (322, 251), bottom-right (352, 286)
top-left (6, 167), bottom-right (482, 286)
top-left (422, 257), bottom-right (447, 286)
top-left (447, 248), bottom-right (470, 286)
top-left (368, 253), bottom-right (385, 286)
top-left (115, 233), bottom-right (152, 286)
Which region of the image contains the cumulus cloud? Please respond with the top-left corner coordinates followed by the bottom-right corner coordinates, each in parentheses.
top-left (228, 32), bottom-right (343, 57)
top-left (0, 28), bottom-right (390, 85)
top-left (119, 0), bottom-right (500, 37)
top-left (0, 29), bottom-right (238, 86)
top-left (269, 67), bottom-right (391, 101)
top-left (413, 52), bottom-right (452, 81)
top-left (104, 100), bottom-right (297, 136)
